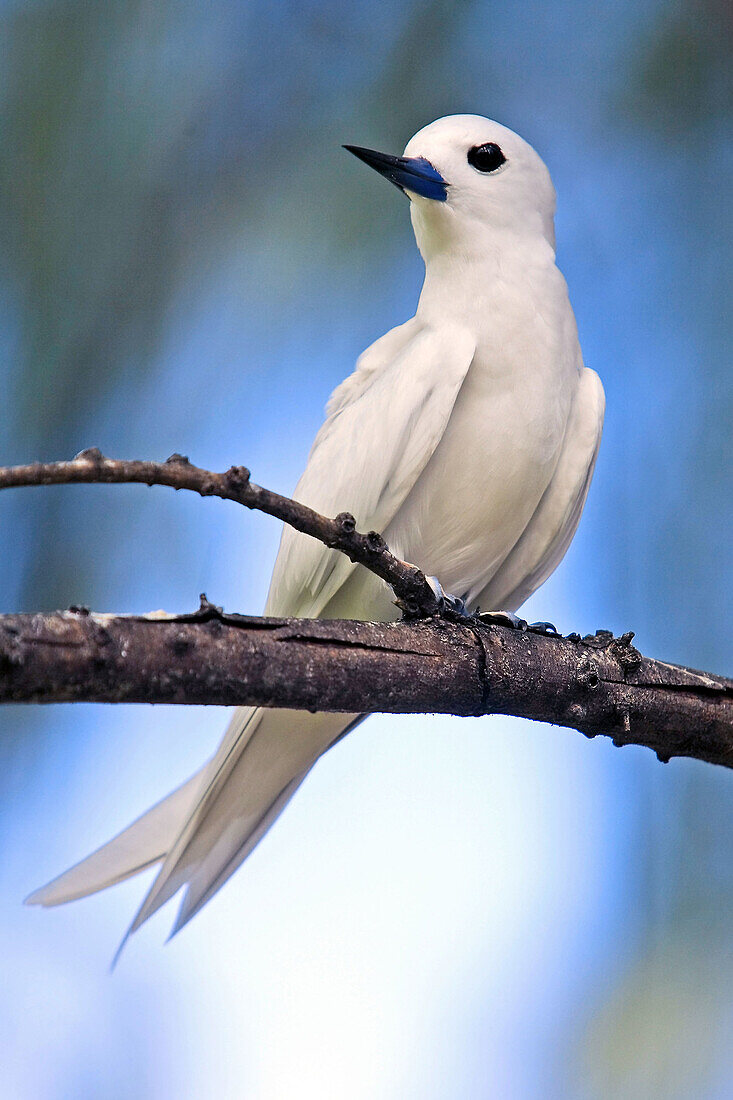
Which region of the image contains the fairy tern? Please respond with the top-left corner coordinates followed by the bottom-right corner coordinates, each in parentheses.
top-left (27, 115), bottom-right (604, 946)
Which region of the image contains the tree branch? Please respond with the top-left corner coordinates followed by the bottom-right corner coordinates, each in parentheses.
top-left (0, 600), bottom-right (731, 769)
top-left (1, 451), bottom-right (732, 771)
top-left (0, 450), bottom-right (439, 616)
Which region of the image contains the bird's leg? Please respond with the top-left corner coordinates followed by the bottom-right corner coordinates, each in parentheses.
top-left (425, 576), bottom-right (469, 617)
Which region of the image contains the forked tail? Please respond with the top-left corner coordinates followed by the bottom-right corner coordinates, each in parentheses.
top-left (25, 770), bottom-right (206, 907)
top-left (27, 706), bottom-right (359, 952)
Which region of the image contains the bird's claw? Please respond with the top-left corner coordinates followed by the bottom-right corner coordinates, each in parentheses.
top-left (425, 576), bottom-right (468, 617)
top-left (475, 611), bottom-right (559, 635)
top-left (476, 610), bottom-right (527, 630)
top-left (527, 620), bottom-right (558, 636)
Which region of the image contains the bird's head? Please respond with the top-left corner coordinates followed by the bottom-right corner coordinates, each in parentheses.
top-left (345, 114), bottom-right (557, 261)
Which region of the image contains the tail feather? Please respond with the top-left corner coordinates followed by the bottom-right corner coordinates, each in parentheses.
top-left (25, 769), bottom-right (206, 908)
top-left (122, 705), bottom-right (265, 937)
top-left (170, 765), bottom-right (311, 935)
top-left (120, 706), bottom-right (358, 946)
top-left (30, 704), bottom-right (361, 950)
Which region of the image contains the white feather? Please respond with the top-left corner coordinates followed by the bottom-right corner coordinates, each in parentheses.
top-left (266, 320), bottom-right (476, 619)
top-left (25, 770), bottom-right (205, 907)
top-left (28, 115), bottom-right (604, 948)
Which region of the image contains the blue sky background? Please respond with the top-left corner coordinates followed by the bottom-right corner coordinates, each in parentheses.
top-left (0, 1), bottom-right (731, 1096)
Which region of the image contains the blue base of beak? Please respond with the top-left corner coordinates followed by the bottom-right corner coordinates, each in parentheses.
top-left (344, 145), bottom-right (448, 202)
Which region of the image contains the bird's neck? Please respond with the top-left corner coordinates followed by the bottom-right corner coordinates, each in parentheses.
top-left (416, 230), bottom-right (559, 327)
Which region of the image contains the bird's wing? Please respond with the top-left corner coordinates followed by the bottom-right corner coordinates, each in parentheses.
top-left (266, 319), bottom-right (476, 617)
top-left (111, 321), bottom-right (475, 944)
top-left (475, 367), bottom-right (604, 612)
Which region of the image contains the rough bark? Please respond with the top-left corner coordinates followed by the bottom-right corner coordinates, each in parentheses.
top-left (1, 451), bottom-right (731, 772)
top-left (1, 600), bottom-right (731, 770)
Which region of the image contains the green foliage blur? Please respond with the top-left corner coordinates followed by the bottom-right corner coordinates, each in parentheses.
top-left (0, 1), bottom-right (731, 1095)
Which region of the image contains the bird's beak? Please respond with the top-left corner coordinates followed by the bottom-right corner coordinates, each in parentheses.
top-left (343, 145), bottom-right (448, 202)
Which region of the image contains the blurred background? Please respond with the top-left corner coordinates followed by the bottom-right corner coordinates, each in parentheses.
top-left (0, 0), bottom-right (731, 1096)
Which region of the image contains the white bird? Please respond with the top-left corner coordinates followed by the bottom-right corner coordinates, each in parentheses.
top-left (26, 115), bottom-right (604, 946)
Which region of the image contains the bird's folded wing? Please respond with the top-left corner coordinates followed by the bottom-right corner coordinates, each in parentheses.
top-left (476, 366), bottom-right (604, 612)
top-left (112, 323), bottom-right (475, 944)
top-left (266, 321), bottom-right (476, 618)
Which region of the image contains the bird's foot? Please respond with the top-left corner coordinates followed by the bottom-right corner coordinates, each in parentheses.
top-left (476, 609), bottom-right (527, 629)
top-left (425, 576), bottom-right (469, 617)
top-left (425, 582), bottom-right (559, 635)
top-left (476, 610), bottom-right (558, 635)
top-left (527, 620), bottom-right (559, 636)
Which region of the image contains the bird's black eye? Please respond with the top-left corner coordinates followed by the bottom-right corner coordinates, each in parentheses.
top-left (467, 143), bottom-right (506, 173)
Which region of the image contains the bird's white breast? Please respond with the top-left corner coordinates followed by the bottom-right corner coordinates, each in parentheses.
top-left (385, 239), bottom-right (582, 604)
